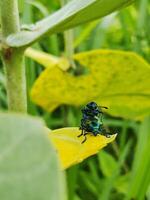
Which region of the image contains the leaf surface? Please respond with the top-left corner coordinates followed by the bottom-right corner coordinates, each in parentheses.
top-left (0, 113), bottom-right (66, 200)
top-left (7, 0), bottom-right (134, 47)
top-left (49, 127), bottom-right (116, 169)
top-left (98, 150), bottom-right (117, 177)
top-left (126, 117), bottom-right (150, 200)
top-left (31, 49), bottom-right (150, 120)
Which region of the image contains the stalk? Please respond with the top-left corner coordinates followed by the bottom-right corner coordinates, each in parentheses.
top-left (64, 29), bottom-right (76, 69)
top-left (60, 0), bottom-right (76, 69)
top-left (0, 0), bottom-right (27, 112)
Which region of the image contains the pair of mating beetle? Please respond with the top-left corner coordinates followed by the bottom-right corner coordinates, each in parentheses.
top-left (78, 102), bottom-right (111, 143)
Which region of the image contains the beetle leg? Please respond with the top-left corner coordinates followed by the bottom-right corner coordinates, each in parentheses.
top-left (77, 128), bottom-right (84, 137)
top-left (100, 112), bottom-right (104, 124)
top-left (81, 132), bottom-right (88, 144)
top-left (105, 133), bottom-right (111, 138)
top-left (101, 127), bottom-right (111, 138)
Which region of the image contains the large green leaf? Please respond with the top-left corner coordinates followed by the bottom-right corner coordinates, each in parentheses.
top-left (0, 113), bottom-right (66, 200)
top-left (7, 0), bottom-right (134, 47)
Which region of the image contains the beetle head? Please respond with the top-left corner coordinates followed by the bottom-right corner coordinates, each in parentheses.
top-left (86, 102), bottom-right (98, 110)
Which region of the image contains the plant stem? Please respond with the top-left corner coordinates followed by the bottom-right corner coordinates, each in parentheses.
top-left (60, 0), bottom-right (76, 69)
top-left (0, 0), bottom-right (27, 112)
top-left (64, 29), bottom-right (76, 69)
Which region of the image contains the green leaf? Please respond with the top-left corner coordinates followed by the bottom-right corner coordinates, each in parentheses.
top-left (100, 141), bottom-right (131, 200)
top-left (7, 0), bottom-right (134, 47)
top-left (98, 151), bottom-right (131, 195)
top-left (0, 113), bottom-right (66, 200)
top-left (126, 116), bottom-right (150, 200)
top-left (114, 173), bottom-right (130, 194)
top-left (98, 150), bottom-right (117, 177)
top-left (146, 185), bottom-right (150, 199)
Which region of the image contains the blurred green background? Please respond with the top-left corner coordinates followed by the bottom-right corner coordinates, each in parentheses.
top-left (0, 0), bottom-right (150, 199)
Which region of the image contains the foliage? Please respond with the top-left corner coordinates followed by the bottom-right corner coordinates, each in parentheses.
top-left (29, 49), bottom-right (150, 120)
top-left (49, 127), bottom-right (116, 169)
top-left (0, 113), bottom-right (66, 200)
top-left (126, 116), bottom-right (150, 200)
top-left (7, 0), bottom-right (134, 47)
top-left (0, 0), bottom-right (150, 200)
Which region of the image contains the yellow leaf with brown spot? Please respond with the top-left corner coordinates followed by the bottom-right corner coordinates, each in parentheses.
top-left (48, 127), bottom-right (117, 169)
top-left (31, 49), bottom-right (150, 120)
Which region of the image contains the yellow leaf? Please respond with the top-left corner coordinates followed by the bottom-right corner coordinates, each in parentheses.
top-left (25, 47), bottom-right (70, 71)
top-left (48, 127), bottom-right (117, 169)
top-left (31, 49), bottom-right (150, 120)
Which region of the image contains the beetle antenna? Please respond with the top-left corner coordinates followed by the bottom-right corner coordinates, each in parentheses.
top-left (99, 106), bottom-right (108, 109)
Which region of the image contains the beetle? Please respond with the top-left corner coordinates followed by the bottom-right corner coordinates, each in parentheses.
top-left (78, 102), bottom-right (110, 143)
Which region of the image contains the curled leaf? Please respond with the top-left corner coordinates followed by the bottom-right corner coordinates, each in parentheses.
top-left (49, 127), bottom-right (117, 169)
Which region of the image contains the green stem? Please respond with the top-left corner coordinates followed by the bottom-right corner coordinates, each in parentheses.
top-left (0, 0), bottom-right (27, 112)
top-left (0, 0), bottom-right (20, 36)
top-left (60, 0), bottom-right (76, 69)
top-left (64, 29), bottom-right (76, 69)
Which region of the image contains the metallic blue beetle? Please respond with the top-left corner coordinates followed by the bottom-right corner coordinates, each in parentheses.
top-left (78, 102), bottom-right (110, 143)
